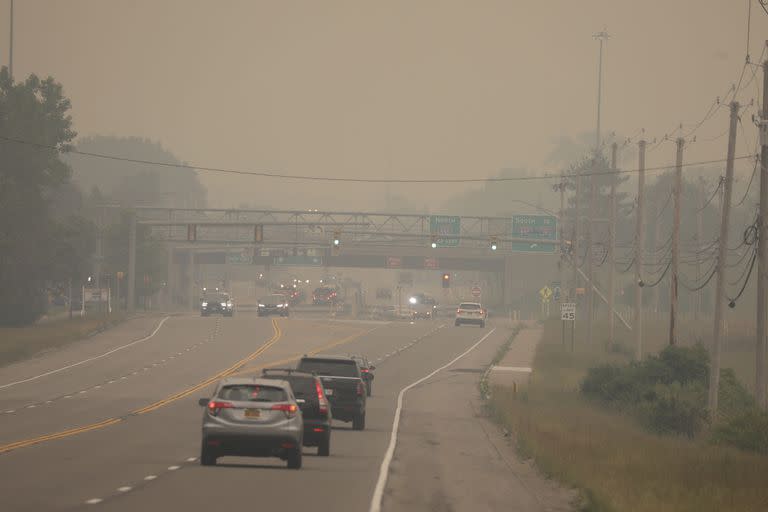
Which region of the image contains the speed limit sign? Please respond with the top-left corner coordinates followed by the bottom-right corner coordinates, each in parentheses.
top-left (560, 302), bottom-right (576, 321)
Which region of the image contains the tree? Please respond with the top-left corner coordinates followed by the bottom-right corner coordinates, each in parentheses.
top-left (66, 136), bottom-right (207, 208)
top-left (0, 67), bottom-right (77, 325)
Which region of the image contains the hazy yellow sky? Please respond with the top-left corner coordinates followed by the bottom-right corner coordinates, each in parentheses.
top-left (2, 0), bottom-right (766, 210)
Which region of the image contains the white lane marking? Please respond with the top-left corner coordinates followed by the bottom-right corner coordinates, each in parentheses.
top-left (186, 457), bottom-right (197, 462)
top-left (120, 376), bottom-right (127, 380)
top-left (0, 316), bottom-right (172, 390)
top-left (144, 475), bottom-right (157, 481)
top-left (79, 390), bottom-right (87, 394)
top-left (64, 395), bottom-right (73, 399)
top-left (369, 328), bottom-right (497, 512)
top-left (117, 486), bottom-right (132, 493)
top-left (94, 385), bottom-right (101, 390)
top-left (85, 498), bottom-right (102, 505)
top-left (107, 380), bottom-right (115, 384)
top-left (168, 465), bottom-right (180, 471)
top-left (45, 400), bottom-right (53, 404)
top-left (5, 410), bottom-right (15, 413)
top-left (26, 405), bottom-right (35, 409)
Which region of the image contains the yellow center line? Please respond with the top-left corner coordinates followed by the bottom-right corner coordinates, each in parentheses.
top-left (0, 318), bottom-right (283, 455)
top-left (229, 325), bottom-right (377, 378)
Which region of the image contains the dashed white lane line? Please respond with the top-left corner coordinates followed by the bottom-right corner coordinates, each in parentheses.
top-left (4, 410), bottom-right (15, 413)
top-left (168, 465), bottom-right (180, 471)
top-left (185, 457), bottom-right (197, 462)
top-left (116, 486), bottom-right (132, 493)
top-left (144, 475), bottom-right (157, 481)
top-left (85, 498), bottom-right (103, 505)
top-left (0, 316), bottom-right (172, 390)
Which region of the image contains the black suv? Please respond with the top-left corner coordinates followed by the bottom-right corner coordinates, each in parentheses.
top-left (296, 355), bottom-right (367, 430)
top-left (261, 368), bottom-right (332, 455)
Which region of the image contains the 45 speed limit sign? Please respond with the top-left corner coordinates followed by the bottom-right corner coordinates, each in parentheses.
top-left (560, 302), bottom-right (576, 321)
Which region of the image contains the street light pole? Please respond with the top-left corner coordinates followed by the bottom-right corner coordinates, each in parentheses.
top-left (9, 0), bottom-right (14, 79)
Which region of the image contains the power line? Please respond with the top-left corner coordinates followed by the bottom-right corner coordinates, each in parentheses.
top-left (641, 259), bottom-right (672, 287)
top-left (0, 135), bottom-right (756, 185)
top-left (697, 178), bottom-right (723, 212)
top-left (734, 155), bottom-right (759, 207)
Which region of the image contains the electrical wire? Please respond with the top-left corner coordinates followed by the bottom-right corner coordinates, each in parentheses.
top-left (697, 178), bottom-right (723, 212)
top-left (641, 259), bottom-right (672, 287)
top-left (682, 265), bottom-right (718, 292)
top-left (727, 247), bottom-right (758, 304)
top-left (734, 155), bottom-right (759, 207)
top-left (0, 135), bottom-right (754, 184)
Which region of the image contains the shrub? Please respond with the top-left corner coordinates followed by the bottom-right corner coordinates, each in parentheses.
top-left (712, 409), bottom-right (768, 454)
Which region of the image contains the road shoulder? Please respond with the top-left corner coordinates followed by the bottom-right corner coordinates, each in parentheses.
top-left (383, 325), bottom-right (576, 512)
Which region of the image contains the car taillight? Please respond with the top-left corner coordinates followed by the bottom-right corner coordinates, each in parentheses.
top-left (207, 400), bottom-right (234, 416)
top-left (271, 403), bottom-right (298, 418)
top-left (361, 368), bottom-right (369, 373)
top-left (357, 381), bottom-right (364, 396)
top-left (315, 380), bottom-right (329, 415)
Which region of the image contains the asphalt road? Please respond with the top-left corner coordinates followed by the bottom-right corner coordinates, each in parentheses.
top-left (0, 312), bottom-right (561, 512)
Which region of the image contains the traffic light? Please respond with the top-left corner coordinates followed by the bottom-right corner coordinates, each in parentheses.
top-left (187, 224), bottom-right (197, 241)
top-left (490, 236), bottom-right (498, 251)
top-left (441, 273), bottom-right (450, 288)
top-left (254, 224), bottom-right (263, 243)
top-left (430, 234), bottom-right (438, 249)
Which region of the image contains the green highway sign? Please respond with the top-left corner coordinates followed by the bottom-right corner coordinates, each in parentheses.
top-left (511, 214), bottom-right (557, 253)
top-left (429, 215), bottom-right (461, 247)
top-left (273, 255), bottom-right (323, 266)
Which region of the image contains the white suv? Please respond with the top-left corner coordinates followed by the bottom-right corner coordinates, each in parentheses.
top-left (455, 302), bottom-right (487, 328)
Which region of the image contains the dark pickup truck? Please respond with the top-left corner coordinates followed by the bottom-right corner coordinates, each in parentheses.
top-left (296, 355), bottom-right (367, 430)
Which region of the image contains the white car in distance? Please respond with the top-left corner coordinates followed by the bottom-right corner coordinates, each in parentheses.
top-left (455, 302), bottom-right (487, 328)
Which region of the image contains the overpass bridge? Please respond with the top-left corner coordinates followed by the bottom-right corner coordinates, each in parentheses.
top-left (126, 207), bottom-right (563, 313)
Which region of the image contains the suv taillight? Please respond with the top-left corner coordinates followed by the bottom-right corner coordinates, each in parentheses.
top-left (207, 400), bottom-right (233, 416)
top-left (315, 380), bottom-right (329, 416)
top-left (356, 381), bottom-right (364, 397)
top-left (271, 403), bottom-right (298, 418)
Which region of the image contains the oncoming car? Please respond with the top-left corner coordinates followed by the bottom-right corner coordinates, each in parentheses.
top-left (455, 302), bottom-right (487, 328)
top-left (258, 294), bottom-right (290, 317)
top-left (198, 378), bottom-right (303, 468)
top-left (201, 292), bottom-right (234, 317)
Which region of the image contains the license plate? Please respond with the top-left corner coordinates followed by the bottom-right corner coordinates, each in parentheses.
top-left (244, 408), bottom-right (261, 418)
top-left (324, 389), bottom-right (334, 396)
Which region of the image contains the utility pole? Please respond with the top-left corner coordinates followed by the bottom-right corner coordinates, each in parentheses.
top-left (8, 0), bottom-right (13, 79)
top-left (557, 174), bottom-right (566, 296)
top-left (573, 164), bottom-right (581, 320)
top-left (635, 140), bottom-right (647, 360)
top-left (696, 177), bottom-right (705, 326)
top-left (757, 50), bottom-right (768, 410)
top-left (709, 101), bottom-right (740, 416)
top-left (586, 157), bottom-right (597, 345)
top-left (127, 210), bottom-right (136, 314)
top-left (669, 137), bottom-right (685, 346)
top-left (608, 142), bottom-right (618, 347)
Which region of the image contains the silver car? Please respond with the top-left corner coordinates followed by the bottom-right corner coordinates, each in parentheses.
top-left (198, 377), bottom-right (304, 469)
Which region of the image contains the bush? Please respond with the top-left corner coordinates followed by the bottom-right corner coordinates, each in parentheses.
top-left (712, 409), bottom-right (768, 454)
top-left (581, 345), bottom-right (712, 437)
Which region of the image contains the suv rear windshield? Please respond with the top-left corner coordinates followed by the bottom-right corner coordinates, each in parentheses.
top-left (218, 384), bottom-right (287, 402)
top-left (204, 293), bottom-right (229, 302)
top-left (262, 295), bottom-right (287, 304)
top-left (314, 288), bottom-right (334, 295)
top-left (263, 375), bottom-right (316, 399)
top-left (459, 303), bottom-right (481, 310)
top-left (298, 359), bottom-right (358, 378)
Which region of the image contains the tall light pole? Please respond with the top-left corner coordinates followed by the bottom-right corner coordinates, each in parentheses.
top-left (587, 29), bottom-right (609, 345)
top-left (9, 0), bottom-right (14, 79)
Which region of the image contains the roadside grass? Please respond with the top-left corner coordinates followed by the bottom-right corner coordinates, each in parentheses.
top-left (488, 319), bottom-right (768, 512)
top-left (0, 313), bottom-right (128, 366)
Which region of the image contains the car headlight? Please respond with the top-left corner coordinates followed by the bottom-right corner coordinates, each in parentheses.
top-left (220, 302), bottom-right (226, 307)
top-left (258, 304), bottom-right (265, 307)
top-left (201, 302), bottom-right (208, 307)
top-left (277, 304), bottom-right (284, 308)
top-left (409, 297), bottom-right (417, 305)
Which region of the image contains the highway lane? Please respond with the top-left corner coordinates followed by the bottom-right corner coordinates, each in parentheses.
top-left (0, 314), bottom-right (513, 512)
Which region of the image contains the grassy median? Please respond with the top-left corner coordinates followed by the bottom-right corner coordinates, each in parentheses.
top-left (0, 313), bottom-right (127, 366)
top-left (488, 320), bottom-right (768, 512)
